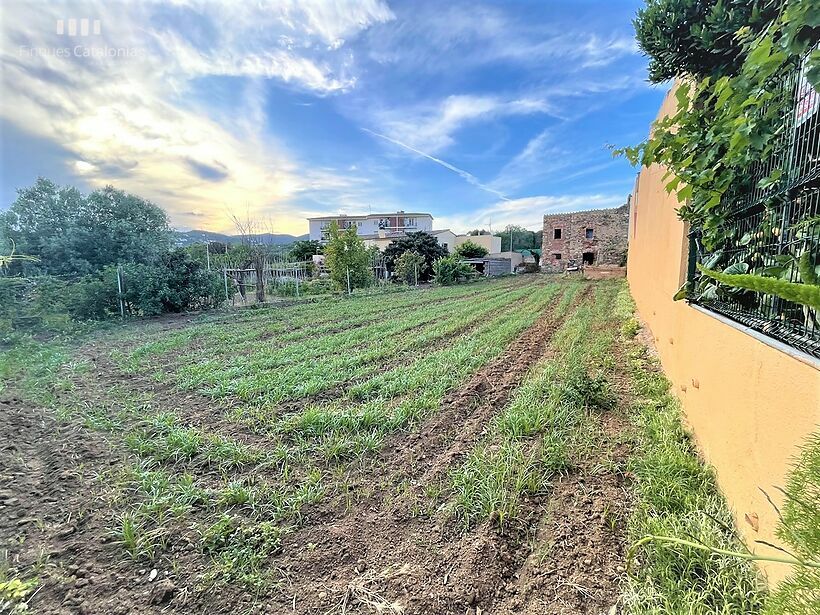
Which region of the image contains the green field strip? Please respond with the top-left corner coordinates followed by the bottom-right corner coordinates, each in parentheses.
top-left (174, 281), bottom-right (535, 399)
top-left (449, 282), bottom-right (620, 527)
top-left (271, 282), bottom-right (582, 459)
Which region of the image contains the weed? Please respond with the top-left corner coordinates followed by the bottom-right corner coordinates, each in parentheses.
top-left (200, 515), bottom-right (285, 590)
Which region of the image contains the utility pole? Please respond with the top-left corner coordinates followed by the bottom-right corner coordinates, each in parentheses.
top-left (510, 228), bottom-right (514, 253)
top-left (116, 266), bottom-right (125, 319)
top-left (205, 241), bottom-right (211, 271)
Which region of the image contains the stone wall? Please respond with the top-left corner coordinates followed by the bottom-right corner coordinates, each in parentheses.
top-left (541, 204), bottom-right (629, 272)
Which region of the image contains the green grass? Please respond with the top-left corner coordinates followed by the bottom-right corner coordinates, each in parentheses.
top-left (764, 432), bottom-right (820, 615)
top-left (450, 282), bottom-right (620, 528)
top-left (619, 288), bottom-right (766, 614)
top-left (11, 276), bottom-right (782, 607)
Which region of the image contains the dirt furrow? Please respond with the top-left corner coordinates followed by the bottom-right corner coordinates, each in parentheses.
top-left (261, 285), bottom-right (592, 615)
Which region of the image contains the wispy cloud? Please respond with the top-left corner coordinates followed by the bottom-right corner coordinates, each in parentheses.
top-left (0, 0), bottom-right (394, 233)
top-left (362, 128), bottom-right (509, 201)
top-left (369, 94), bottom-right (556, 154)
top-left (363, 2), bottom-right (638, 74)
top-left (436, 193), bottom-right (627, 233)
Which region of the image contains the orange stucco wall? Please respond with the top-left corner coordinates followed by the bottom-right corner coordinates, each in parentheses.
top-left (627, 88), bottom-right (820, 585)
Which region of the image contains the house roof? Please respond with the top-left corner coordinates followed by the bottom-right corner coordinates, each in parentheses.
top-left (359, 229), bottom-right (450, 240)
top-left (307, 212), bottom-right (433, 221)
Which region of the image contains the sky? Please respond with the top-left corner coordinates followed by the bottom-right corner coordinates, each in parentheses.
top-left (0, 0), bottom-right (666, 236)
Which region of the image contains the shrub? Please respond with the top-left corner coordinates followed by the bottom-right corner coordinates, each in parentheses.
top-left (432, 255), bottom-right (477, 285)
top-left (383, 232), bottom-right (447, 281)
top-left (117, 250), bottom-right (224, 316)
top-left (323, 222), bottom-right (373, 292)
top-left (454, 240), bottom-right (488, 258)
top-left (394, 250), bottom-right (427, 285)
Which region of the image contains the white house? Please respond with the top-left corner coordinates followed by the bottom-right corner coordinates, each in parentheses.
top-left (306, 211), bottom-right (502, 255)
top-left (308, 211), bottom-right (434, 243)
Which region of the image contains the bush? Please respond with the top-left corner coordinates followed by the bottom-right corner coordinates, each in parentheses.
top-left (301, 278), bottom-right (334, 295)
top-left (323, 222), bottom-right (373, 292)
top-left (384, 232), bottom-right (447, 282)
top-left (0, 249), bottom-right (224, 336)
top-left (432, 255), bottom-right (477, 285)
top-left (394, 250), bottom-right (427, 285)
top-left (0, 275), bottom-right (112, 337)
top-left (454, 240), bottom-right (488, 258)
top-left (117, 249), bottom-right (224, 316)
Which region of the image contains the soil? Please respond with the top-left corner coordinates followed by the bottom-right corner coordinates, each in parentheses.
top-left (0, 279), bottom-right (636, 615)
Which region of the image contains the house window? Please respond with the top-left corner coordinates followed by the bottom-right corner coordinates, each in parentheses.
top-left (553, 228), bottom-right (562, 239)
top-left (585, 228), bottom-right (594, 239)
top-left (553, 253), bottom-right (562, 260)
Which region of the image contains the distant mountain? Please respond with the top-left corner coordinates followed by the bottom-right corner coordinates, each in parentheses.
top-left (174, 230), bottom-right (309, 247)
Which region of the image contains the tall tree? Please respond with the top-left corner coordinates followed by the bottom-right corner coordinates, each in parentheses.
top-left (383, 231), bottom-right (447, 282)
top-left (495, 225), bottom-right (538, 252)
top-left (323, 222), bottom-right (372, 291)
top-left (1, 178), bottom-right (171, 276)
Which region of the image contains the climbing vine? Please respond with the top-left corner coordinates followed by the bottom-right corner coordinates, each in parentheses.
top-left (622, 0), bottom-right (820, 308)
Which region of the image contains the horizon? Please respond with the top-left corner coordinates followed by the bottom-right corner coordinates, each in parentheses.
top-left (0, 1), bottom-right (664, 236)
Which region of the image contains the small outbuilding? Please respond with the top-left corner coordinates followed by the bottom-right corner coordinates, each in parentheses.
top-left (463, 257), bottom-right (512, 277)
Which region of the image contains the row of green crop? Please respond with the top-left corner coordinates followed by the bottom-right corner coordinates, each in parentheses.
top-left (2, 342), bottom-right (331, 591)
top-left (174, 280), bottom-right (540, 404)
top-left (115, 276), bottom-right (526, 372)
top-left (449, 282), bottom-right (619, 527)
top-left (266, 282), bottom-right (581, 461)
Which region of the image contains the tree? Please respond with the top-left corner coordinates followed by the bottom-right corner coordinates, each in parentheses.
top-left (454, 240), bottom-right (488, 259)
top-left (290, 240), bottom-right (323, 261)
top-left (1, 178), bottom-right (172, 277)
top-left (230, 210), bottom-right (276, 303)
top-left (394, 250), bottom-right (426, 285)
top-left (495, 225), bottom-right (538, 252)
top-left (634, 0), bottom-right (776, 84)
top-left (323, 221), bottom-right (372, 292)
top-left (383, 232), bottom-right (447, 282)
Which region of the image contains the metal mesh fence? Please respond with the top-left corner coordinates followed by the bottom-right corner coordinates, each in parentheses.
top-left (688, 48), bottom-right (820, 358)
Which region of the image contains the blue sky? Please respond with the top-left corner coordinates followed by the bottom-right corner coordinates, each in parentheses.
top-left (0, 0), bottom-right (665, 235)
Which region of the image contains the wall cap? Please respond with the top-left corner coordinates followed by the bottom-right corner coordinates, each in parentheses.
top-left (543, 204), bottom-right (629, 220)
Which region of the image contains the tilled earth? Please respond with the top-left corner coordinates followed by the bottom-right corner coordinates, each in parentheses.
top-left (1, 281), bottom-right (634, 615)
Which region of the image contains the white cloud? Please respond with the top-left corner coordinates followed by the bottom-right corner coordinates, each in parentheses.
top-left (371, 94), bottom-right (556, 154)
top-left (362, 128), bottom-right (508, 200)
top-left (0, 0), bottom-right (393, 233)
top-left (435, 193), bottom-right (627, 234)
top-left (364, 3), bottom-right (638, 74)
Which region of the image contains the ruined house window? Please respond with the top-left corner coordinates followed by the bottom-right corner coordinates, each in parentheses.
top-left (583, 252), bottom-right (595, 265)
top-left (585, 228), bottom-right (594, 239)
top-left (553, 228), bottom-right (562, 239)
top-left (553, 253), bottom-right (562, 260)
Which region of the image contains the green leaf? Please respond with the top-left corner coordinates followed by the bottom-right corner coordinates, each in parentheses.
top-left (677, 185), bottom-right (693, 203)
top-left (703, 251), bottom-right (723, 270)
top-left (722, 262), bottom-right (749, 275)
